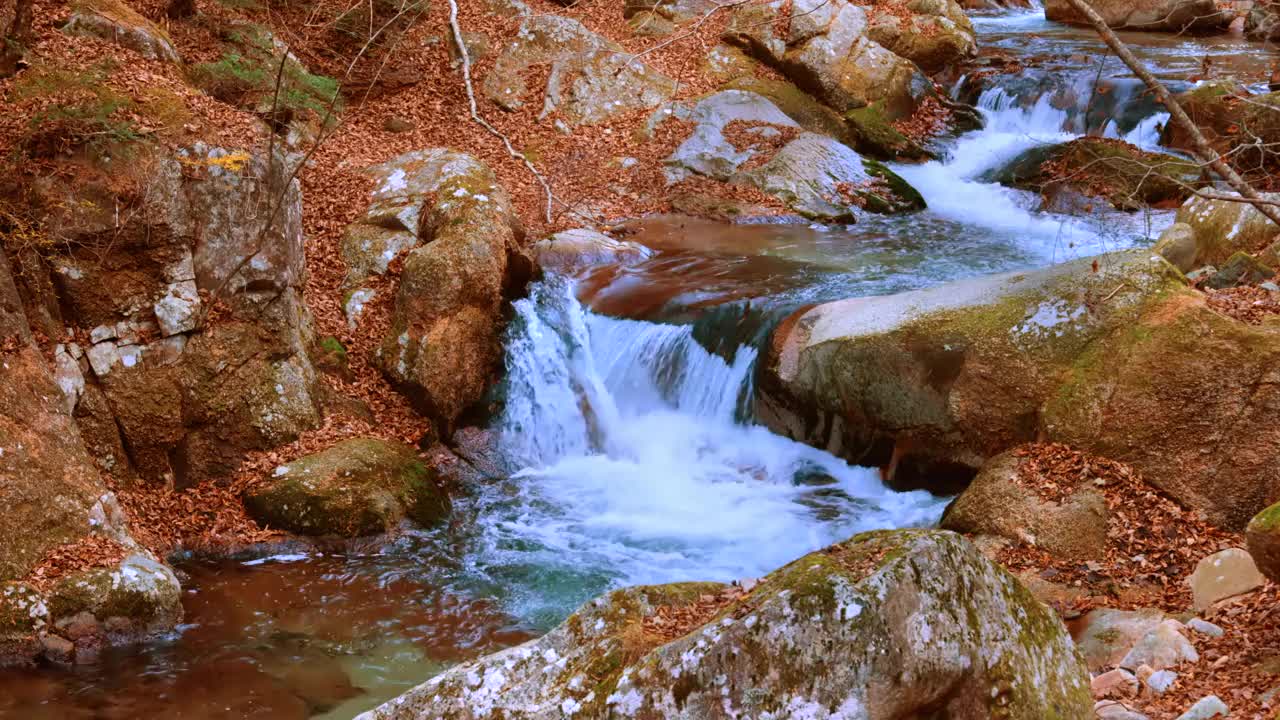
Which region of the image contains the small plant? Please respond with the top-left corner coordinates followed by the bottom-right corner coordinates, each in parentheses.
top-left (189, 25), bottom-right (341, 129)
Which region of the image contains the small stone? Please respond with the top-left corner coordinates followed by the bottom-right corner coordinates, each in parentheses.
top-left (1144, 669), bottom-right (1178, 694)
top-left (1119, 620), bottom-right (1198, 671)
top-left (1174, 695), bottom-right (1228, 719)
top-left (86, 341), bottom-right (119, 377)
top-left (1185, 618), bottom-right (1224, 638)
top-left (39, 634), bottom-right (75, 665)
top-left (1261, 281), bottom-right (1280, 292)
top-left (383, 116), bottom-right (414, 133)
top-left (1092, 668), bottom-right (1139, 699)
top-left (89, 324), bottom-right (117, 344)
top-left (1188, 548), bottom-right (1266, 611)
top-left (1094, 699), bottom-right (1150, 720)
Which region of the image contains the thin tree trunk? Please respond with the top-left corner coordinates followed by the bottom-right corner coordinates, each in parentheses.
top-left (1063, 0), bottom-right (1280, 228)
top-left (1, 0), bottom-right (33, 79)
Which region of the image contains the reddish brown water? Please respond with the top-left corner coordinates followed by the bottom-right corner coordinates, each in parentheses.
top-left (0, 555), bottom-right (531, 720)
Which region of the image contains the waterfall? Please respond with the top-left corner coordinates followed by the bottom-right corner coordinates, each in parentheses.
top-left (473, 278), bottom-right (946, 624)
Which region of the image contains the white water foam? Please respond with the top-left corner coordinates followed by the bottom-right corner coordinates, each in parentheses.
top-left (480, 279), bottom-right (946, 603)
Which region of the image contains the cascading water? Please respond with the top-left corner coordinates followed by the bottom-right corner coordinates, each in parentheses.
top-left (468, 278), bottom-right (947, 626)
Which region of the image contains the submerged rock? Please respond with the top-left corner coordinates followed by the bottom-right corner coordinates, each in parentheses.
top-left (357, 529), bottom-right (1092, 720)
top-left (661, 90), bottom-right (925, 220)
top-left (245, 438), bottom-right (450, 538)
top-left (759, 249), bottom-right (1280, 527)
top-left (533, 228), bottom-right (651, 275)
top-left (372, 149), bottom-right (533, 440)
top-left (1044, 0), bottom-right (1229, 33)
top-left (1246, 500), bottom-right (1280, 582)
top-left (941, 449), bottom-right (1109, 561)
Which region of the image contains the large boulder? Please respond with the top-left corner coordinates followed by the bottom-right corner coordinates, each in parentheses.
top-left (0, 252), bottom-right (181, 666)
top-left (1044, 0), bottom-right (1229, 32)
top-left (941, 449), bottom-right (1109, 561)
top-left (759, 250), bottom-right (1280, 528)
top-left (483, 15), bottom-right (675, 127)
top-left (988, 137), bottom-right (1204, 212)
top-left (1159, 81), bottom-right (1250, 158)
top-left (1246, 501), bottom-right (1280, 582)
top-left (1246, 0), bottom-right (1280, 40)
top-left (724, 0), bottom-right (934, 122)
top-left (244, 438), bottom-right (450, 538)
top-left (660, 90), bottom-right (925, 221)
top-left (356, 530), bottom-right (1093, 720)
top-left (866, 0), bottom-right (977, 72)
top-left (373, 149), bottom-right (533, 440)
top-left (9, 142), bottom-right (323, 488)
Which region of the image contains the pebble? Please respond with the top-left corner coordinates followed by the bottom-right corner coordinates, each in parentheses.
top-left (1144, 669), bottom-right (1177, 694)
top-left (1175, 695), bottom-right (1229, 720)
top-left (1185, 618), bottom-right (1224, 638)
top-left (1095, 700), bottom-right (1150, 720)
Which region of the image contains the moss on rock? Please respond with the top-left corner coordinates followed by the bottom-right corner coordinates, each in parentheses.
top-left (245, 437), bottom-right (451, 538)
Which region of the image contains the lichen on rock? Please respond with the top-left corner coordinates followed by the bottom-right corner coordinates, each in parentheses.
top-left (355, 530), bottom-right (1092, 720)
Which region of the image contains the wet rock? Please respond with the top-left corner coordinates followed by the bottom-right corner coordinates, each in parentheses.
top-left (1174, 192), bottom-right (1280, 271)
top-left (660, 90), bottom-right (924, 220)
top-left (724, 0), bottom-right (933, 122)
top-left (1154, 222), bottom-right (1197, 273)
top-left (356, 530), bottom-right (1093, 720)
top-left (533, 229), bottom-right (651, 275)
top-left (1044, 0), bottom-right (1229, 32)
top-left (483, 15), bottom-right (675, 127)
top-left (372, 149), bottom-right (533, 439)
top-left (1188, 548), bottom-right (1266, 611)
top-left (62, 0), bottom-right (180, 62)
top-left (1204, 251), bottom-right (1275, 289)
top-left (987, 137), bottom-right (1203, 211)
top-left (1246, 500), bottom-right (1280, 582)
top-left (866, 0), bottom-right (977, 71)
top-left (38, 634), bottom-right (74, 665)
top-left (245, 438), bottom-right (451, 538)
top-left (942, 449), bottom-right (1108, 561)
top-left (1175, 695), bottom-right (1229, 720)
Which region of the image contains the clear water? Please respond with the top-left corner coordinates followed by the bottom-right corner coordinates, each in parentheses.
top-left (8, 10), bottom-right (1261, 719)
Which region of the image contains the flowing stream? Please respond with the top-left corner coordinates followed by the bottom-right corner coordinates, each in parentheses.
top-left (8, 10), bottom-right (1277, 719)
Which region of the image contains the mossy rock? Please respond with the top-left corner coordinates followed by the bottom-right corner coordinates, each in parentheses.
top-left (1247, 501), bottom-right (1280, 583)
top-left (843, 103), bottom-right (933, 160)
top-left (1206, 251), bottom-right (1275, 289)
top-left (245, 438), bottom-right (451, 538)
top-left (356, 530), bottom-right (1092, 720)
top-left (757, 249), bottom-right (1185, 493)
top-left (45, 555), bottom-right (182, 628)
top-left (987, 137), bottom-right (1203, 211)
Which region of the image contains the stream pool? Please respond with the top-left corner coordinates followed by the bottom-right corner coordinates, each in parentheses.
top-left (6, 9), bottom-right (1274, 719)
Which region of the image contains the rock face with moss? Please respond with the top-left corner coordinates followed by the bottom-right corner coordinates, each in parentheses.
top-left (373, 149), bottom-right (533, 440)
top-left (660, 90), bottom-right (925, 220)
top-left (356, 530), bottom-right (1092, 720)
top-left (988, 137), bottom-right (1203, 212)
top-left (245, 438), bottom-right (450, 538)
top-left (1246, 501), bottom-right (1280, 582)
top-left (483, 15), bottom-right (675, 127)
top-left (759, 250), bottom-right (1280, 527)
top-left (8, 141), bottom-right (323, 488)
top-left (0, 253), bottom-right (181, 666)
top-left (1044, 0), bottom-right (1228, 32)
top-left (941, 450), bottom-right (1109, 561)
